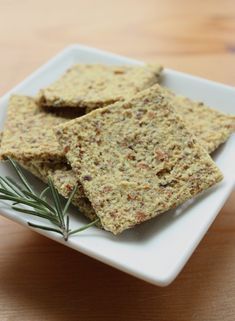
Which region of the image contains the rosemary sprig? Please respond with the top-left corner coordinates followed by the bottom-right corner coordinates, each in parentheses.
top-left (0, 157), bottom-right (99, 241)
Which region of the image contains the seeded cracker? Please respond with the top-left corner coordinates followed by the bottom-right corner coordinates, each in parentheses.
top-left (155, 86), bottom-right (235, 153)
top-left (0, 95), bottom-right (74, 162)
top-left (37, 64), bottom-right (163, 111)
top-left (55, 84), bottom-right (223, 234)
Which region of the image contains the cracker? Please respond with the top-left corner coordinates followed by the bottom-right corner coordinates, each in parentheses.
top-left (18, 160), bottom-right (97, 221)
top-left (156, 86), bottom-right (235, 153)
top-left (49, 166), bottom-right (97, 221)
top-left (0, 95), bottom-right (74, 162)
top-left (55, 84), bottom-right (223, 234)
top-left (37, 64), bottom-right (163, 111)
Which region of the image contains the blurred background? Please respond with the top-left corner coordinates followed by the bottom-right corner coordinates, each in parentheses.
top-left (1, 0), bottom-right (235, 96)
top-left (0, 1), bottom-right (235, 320)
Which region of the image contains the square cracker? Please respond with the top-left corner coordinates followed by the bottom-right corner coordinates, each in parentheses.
top-left (155, 86), bottom-right (235, 153)
top-left (37, 64), bottom-right (163, 111)
top-left (55, 84), bottom-right (223, 234)
top-left (0, 95), bottom-right (77, 162)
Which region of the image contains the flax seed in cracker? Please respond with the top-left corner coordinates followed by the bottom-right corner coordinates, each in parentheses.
top-left (55, 85), bottom-right (223, 234)
top-left (37, 64), bottom-right (163, 111)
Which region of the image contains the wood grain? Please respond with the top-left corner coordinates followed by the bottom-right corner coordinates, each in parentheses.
top-left (0, 0), bottom-right (235, 320)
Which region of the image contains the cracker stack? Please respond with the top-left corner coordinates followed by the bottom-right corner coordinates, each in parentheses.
top-left (1, 63), bottom-right (234, 234)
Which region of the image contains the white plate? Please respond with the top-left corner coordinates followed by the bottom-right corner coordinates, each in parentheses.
top-left (0, 44), bottom-right (235, 286)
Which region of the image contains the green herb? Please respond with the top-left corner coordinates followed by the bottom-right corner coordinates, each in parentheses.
top-left (0, 157), bottom-right (99, 241)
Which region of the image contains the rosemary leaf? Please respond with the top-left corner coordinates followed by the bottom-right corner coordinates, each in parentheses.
top-left (0, 177), bottom-right (24, 197)
top-left (23, 190), bottom-right (56, 214)
top-left (40, 186), bottom-right (50, 199)
top-left (12, 206), bottom-right (60, 225)
top-left (5, 176), bottom-right (25, 194)
top-left (63, 184), bottom-right (78, 216)
top-left (28, 222), bottom-right (63, 235)
top-left (0, 194), bottom-right (53, 211)
top-left (7, 157), bottom-right (34, 194)
top-left (0, 187), bottom-right (17, 196)
top-left (48, 177), bottom-right (64, 226)
top-left (68, 218), bottom-right (100, 236)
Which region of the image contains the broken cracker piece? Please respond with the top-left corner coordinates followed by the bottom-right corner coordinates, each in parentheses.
top-left (0, 95), bottom-right (74, 162)
top-left (37, 64), bottom-right (163, 111)
top-left (55, 84), bottom-right (223, 234)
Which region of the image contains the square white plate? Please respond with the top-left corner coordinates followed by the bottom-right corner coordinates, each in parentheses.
top-left (0, 44), bottom-right (235, 286)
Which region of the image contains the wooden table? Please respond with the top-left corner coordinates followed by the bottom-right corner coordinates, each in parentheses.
top-left (0, 1), bottom-right (235, 320)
